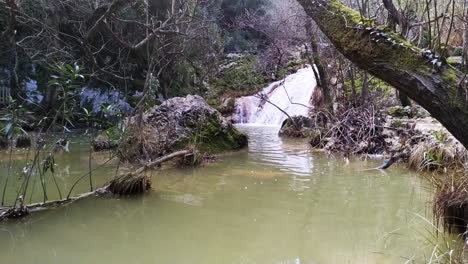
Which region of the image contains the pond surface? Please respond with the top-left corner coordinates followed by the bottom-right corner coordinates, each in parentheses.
top-left (0, 125), bottom-right (458, 264)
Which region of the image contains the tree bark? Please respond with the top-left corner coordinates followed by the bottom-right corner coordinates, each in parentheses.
top-left (2, 0), bottom-right (20, 99)
top-left (382, 0), bottom-right (408, 36)
top-left (361, 72), bottom-right (370, 101)
top-left (305, 20), bottom-right (332, 110)
top-left (381, 0), bottom-right (411, 107)
top-left (463, 5), bottom-right (468, 72)
top-left (397, 91), bottom-right (412, 107)
top-left (297, 0), bottom-right (468, 149)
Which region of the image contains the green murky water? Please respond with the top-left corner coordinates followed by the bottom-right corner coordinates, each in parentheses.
top-left (0, 125), bottom-right (458, 263)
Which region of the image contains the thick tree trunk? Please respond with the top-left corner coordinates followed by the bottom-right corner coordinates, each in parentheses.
top-left (381, 0), bottom-right (411, 107)
top-left (297, 0), bottom-right (468, 149)
top-left (305, 21), bottom-right (332, 109)
top-left (361, 72), bottom-right (370, 101)
top-left (382, 0), bottom-right (409, 36)
top-left (397, 91), bottom-right (412, 107)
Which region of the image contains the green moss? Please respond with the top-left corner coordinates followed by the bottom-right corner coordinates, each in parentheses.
top-left (343, 73), bottom-right (393, 97)
top-left (453, 48), bottom-right (463, 57)
top-left (315, 0), bottom-right (428, 73)
top-left (442, 70), bottom-right (457, 82)
top-left (443, 68), bottom-right (467, 110)
top-left (174, 115), bottom-right (248, 154)
top-left (390, 120), bottom-right (404, 128)
top-left (206, 55), bottom-right (269, 110)
top-left (209, 56), bottom-right (266, 95)
top-left (446, 57), bottom-right (458, 65)
top-left (227, 98), bottom-right (235, 109)
top-left (388, 106), bottom-right (411, 117)
top-left (329, 0), bottom-right (365, 25)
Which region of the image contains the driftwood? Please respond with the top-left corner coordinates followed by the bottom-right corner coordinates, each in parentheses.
top-left (360, 152), bottom-right (406, 171)
top-left (376, 153), bottom-right (406, 170)
top-left (0, 185), bottom-right (111, 221)
top-left (0, 150), bottom-right (192, 221)
top-left (132, 150), bottom-right (191, 175)
top-left (108, 150), bottom-right (192, 195)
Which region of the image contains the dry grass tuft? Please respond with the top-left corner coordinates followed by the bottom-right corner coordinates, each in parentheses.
top-left (408, 131), bottom-right (468, 172)
top-left (412, 133), bottom-right (468, 236)
top-left (176, 147), bottom-right (203, 167)
top-left (108, 174), bottom-right (152, 196)
top-left (429, 168), bottom-right (468, 236)
top-left (118, 125), bottom-right (164, 162)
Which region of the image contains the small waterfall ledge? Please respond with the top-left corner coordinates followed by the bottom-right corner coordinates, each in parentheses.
top-left (233, 66), bottom-right (317, 126)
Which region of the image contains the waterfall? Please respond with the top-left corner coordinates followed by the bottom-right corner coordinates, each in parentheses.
top-left (233, 66), bottom-right (317, 126)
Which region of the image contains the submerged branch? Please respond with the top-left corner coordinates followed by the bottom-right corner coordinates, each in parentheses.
top-left (0, 150), bottom-right (193, 221)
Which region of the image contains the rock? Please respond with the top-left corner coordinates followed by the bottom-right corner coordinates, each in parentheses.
top-left (120, 95), bottom-right (248, 162)
top-left (93, 126), bottom-right (124, 152)
top-left (410, 105), bottom-right (430, 118)
top-left (92, 136), bottom-right (119, 152)
top-left (218, 97), bottom-right (236, 116)
top-left (388, 105), bottom-right (429, 119)
top-left (279, 116), bottom-right (315, 138)
top-left (387, 106), bottom-right (411, 117)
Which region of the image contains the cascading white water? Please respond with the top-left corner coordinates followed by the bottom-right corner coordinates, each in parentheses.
top-left (233, 66), bottom-right (317, 126)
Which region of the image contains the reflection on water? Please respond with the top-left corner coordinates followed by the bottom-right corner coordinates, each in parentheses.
top-left (244, 125), bottom-right (314, 177)
top-left (0, 126), bottom-right (458, 264)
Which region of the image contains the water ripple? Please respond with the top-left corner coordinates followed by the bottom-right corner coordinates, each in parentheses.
top-left (237, 125), bottom-right (313, 177)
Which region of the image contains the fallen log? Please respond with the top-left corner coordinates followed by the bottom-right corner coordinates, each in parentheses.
top-left (0, 186), bottom-right (110, 221)
top-left (297, 0), bottom-right (468, 150)
top-left (0, 150), bottom-right (193, 221)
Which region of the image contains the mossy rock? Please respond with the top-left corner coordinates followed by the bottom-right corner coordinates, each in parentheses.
top-left (218, 98), bottom-right (237, 116)
top-left (120, 95), bottom-right (248, 162)
top-left (92, 138), bottom-right (119, 152)
top-left (388, 106), bottom-right (411, 117)
top-left (279, 116), bottom-right (316, 138)
top-left (176, 115), bottom-right (248, 153)
top-left (390, 120), bottom-right (404, 128)
top-left (92, 126), bottom-right (123, 152)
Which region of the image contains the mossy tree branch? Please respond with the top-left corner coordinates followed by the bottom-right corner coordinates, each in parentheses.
top-left (297, 0), bottom-right (468, 149)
